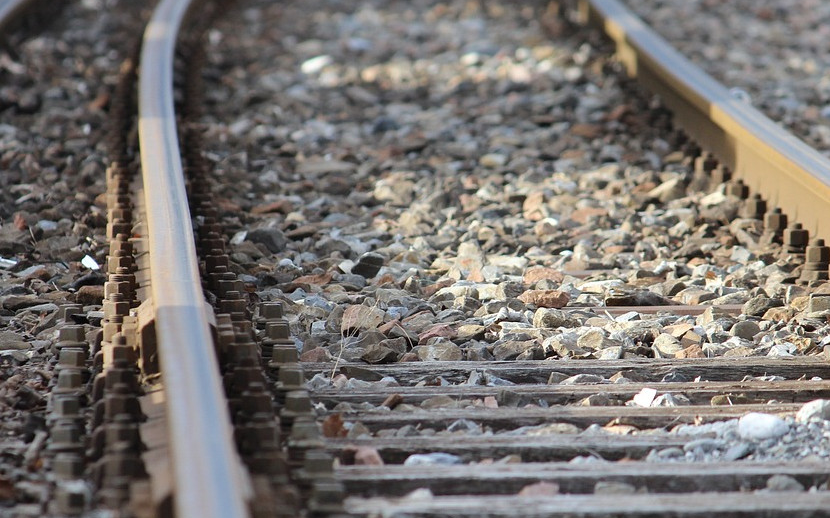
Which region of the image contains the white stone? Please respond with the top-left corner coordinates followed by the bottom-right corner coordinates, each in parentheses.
top-left (81, 255), bottom-right (100, 270)
top-left (230, 230), bottom-right (247, 245)
top-left (578, 279), bottom-right (624, 294)
top-left (652, 333), bottom-right (682, 358)
top-left (700, 190), bottom-right (727, 206)
top-left (737, 413), bottom-right (789, 441)
top-left (767, 343), bottom-right (796, 357)
top-left (480, 153), bottom-right (508, 168)
top-left (796, 400), bottom-right (830, 423)
top-left (300, 54), bottom-right (332, 74)
top-left (631, 387), bottom-right (657, 407)
top-left (403, 453), bottom-right (462, 466)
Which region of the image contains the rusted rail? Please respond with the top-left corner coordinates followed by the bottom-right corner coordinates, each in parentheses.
top-left (137, 0), bottom-right (250, 516)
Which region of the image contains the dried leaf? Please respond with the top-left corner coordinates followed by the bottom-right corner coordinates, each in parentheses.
top-left (322, 414), bottom-right (347, 438)
top-left (13, 212), bottom-right (27, 231)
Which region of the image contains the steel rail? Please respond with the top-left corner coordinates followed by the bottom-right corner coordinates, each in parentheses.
top-left (138, 1), bottom-right (250, 517)
top-left (0, 0), bottom-right (28, 21)
top-left (0, 0), bottom-right (36, 33)
top-left (582, 0), bottom-right (830, 239)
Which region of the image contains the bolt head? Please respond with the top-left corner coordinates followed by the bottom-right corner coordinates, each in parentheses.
top-left (764, 210), bottom-right (787, 231)
top-left (806, 243), bottom-right (830, 263)
top-left (59, 326), bottom-right (86, 343)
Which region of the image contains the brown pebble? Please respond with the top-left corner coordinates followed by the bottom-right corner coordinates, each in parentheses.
top-left (381, 394), bottom-right (403, 409)
top-left (74, 285), bottom-right (104, 305)
top-left (518, 289), bottom-right (570, 308)
top-left (251, 199), bottom-right (295, 215)
top-left (300, 347), bottom-right (331, 362)
top-left (522, 267), bottom-right (564, 285)
top-left (398, 352), bottom-right (420, 362)
top-left (675, 344), bottom-right (705, 359)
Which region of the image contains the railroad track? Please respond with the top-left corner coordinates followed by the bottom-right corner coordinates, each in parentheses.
top-left (4, 0), bottom-right (830, 516)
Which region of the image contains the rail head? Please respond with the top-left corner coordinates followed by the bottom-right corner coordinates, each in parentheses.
top-left (581, 0), bottom-right (830, 239)
top-left (0, 0), bottom-right (44, 33)
top-left (138, 0), bottom-right (251, 517)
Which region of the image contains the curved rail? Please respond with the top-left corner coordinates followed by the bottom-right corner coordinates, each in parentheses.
top-left (138, 1), bottom-right (250, 517)
top-left (0, 0), bottom-right (34, 32)
top-left (582, 0), bottom-right (830, 238)
top-left (0, 0), bottom-right (29, 18)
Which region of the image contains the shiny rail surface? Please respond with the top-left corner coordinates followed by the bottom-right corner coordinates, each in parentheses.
top-left (0, 0), bottom-right (28, 20)
top-left (0, 0), bottom-right (33, 33)
top-left (137, 0), bottom-right (250, 516)
top-left (581, 0), bottom-right (830, 239)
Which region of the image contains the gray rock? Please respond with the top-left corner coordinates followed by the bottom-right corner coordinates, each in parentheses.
top-left (580, 394), bottom-right (614, 406)
top-left (597, 346), bottom-right (624, 360)
top-left (807, 294), bottom-right (830, 313)
top-left (729, 246), bottom-right (755, 262)
top-left (307, 373), bottom-right (332, 391)
top-left (496, 389), bottom-right (530, 408)
top-left (660, 371), bottom-right (688, 383)
top-left (374, 173), bottom-right (415, 206)
top-left (765, 475), bottom-right (805, 492)
top-left (403, 453), bottom-right (462, 466)
top-left (652, 393), bottom-right (690, 406)
top-left (742, 295), bottom-right (783, 317)
top-left (593, 481), bottom-right (637, 495)
top-left (559, 374), bottom-right (606, 385)
top-left (354, 330), bottom-right (386, 348)
top-left (352, 252), bottom-right (385, 278)
top-left (361, 343), bottom-right (399, 364)
top-left (415, 341), bottom-right (462, 361)
top-left (533, 308), bottom-right (578, 328)
top-left (544, 334), bottom-right (587, 357)
top-left (246, 227), bottom-right (287, 253)
top-left (447, 419), bottom-right (482, 434)
top-left (723, 443), bottom-right (753, 461)
top-left (652, 333), bottom-right (682, 358)
top-left (683, 438), bottom-right (724, 453)
top-left (577, 328), bottom-right (622, 350)
top-left (465, 343), bottom-right (494, 361)
top-left (697, 306), bottom-right (732, 326)
top-left (547, 372), bottom-right (570, 384)
top-left (0, 331), bottom-right (30, 351)
top-left (730, 320), bottom-right (760, 341)
top-left (654, 447), bottom-right (684, 460)
top-left (492, 340), bottom-right (543, 361)
top-left (737, 413), bottom-right (789, 440)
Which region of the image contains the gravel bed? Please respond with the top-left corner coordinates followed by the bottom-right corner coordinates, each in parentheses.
top-left (0, 1), bottom-right (145, 514)
top-left (197, 0), bottom-right (830, 470)
top-left (205, 0), bottom-right (826, 371)
top-left (623, 0), bottom-right (830, 156)
top-left (2, 0), bottom-right (828, 508)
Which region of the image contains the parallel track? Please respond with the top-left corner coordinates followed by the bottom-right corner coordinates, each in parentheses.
top-left (297, 1), bottom-right (830, 516)
top-left (581, 0), bottom-right (830, 238)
